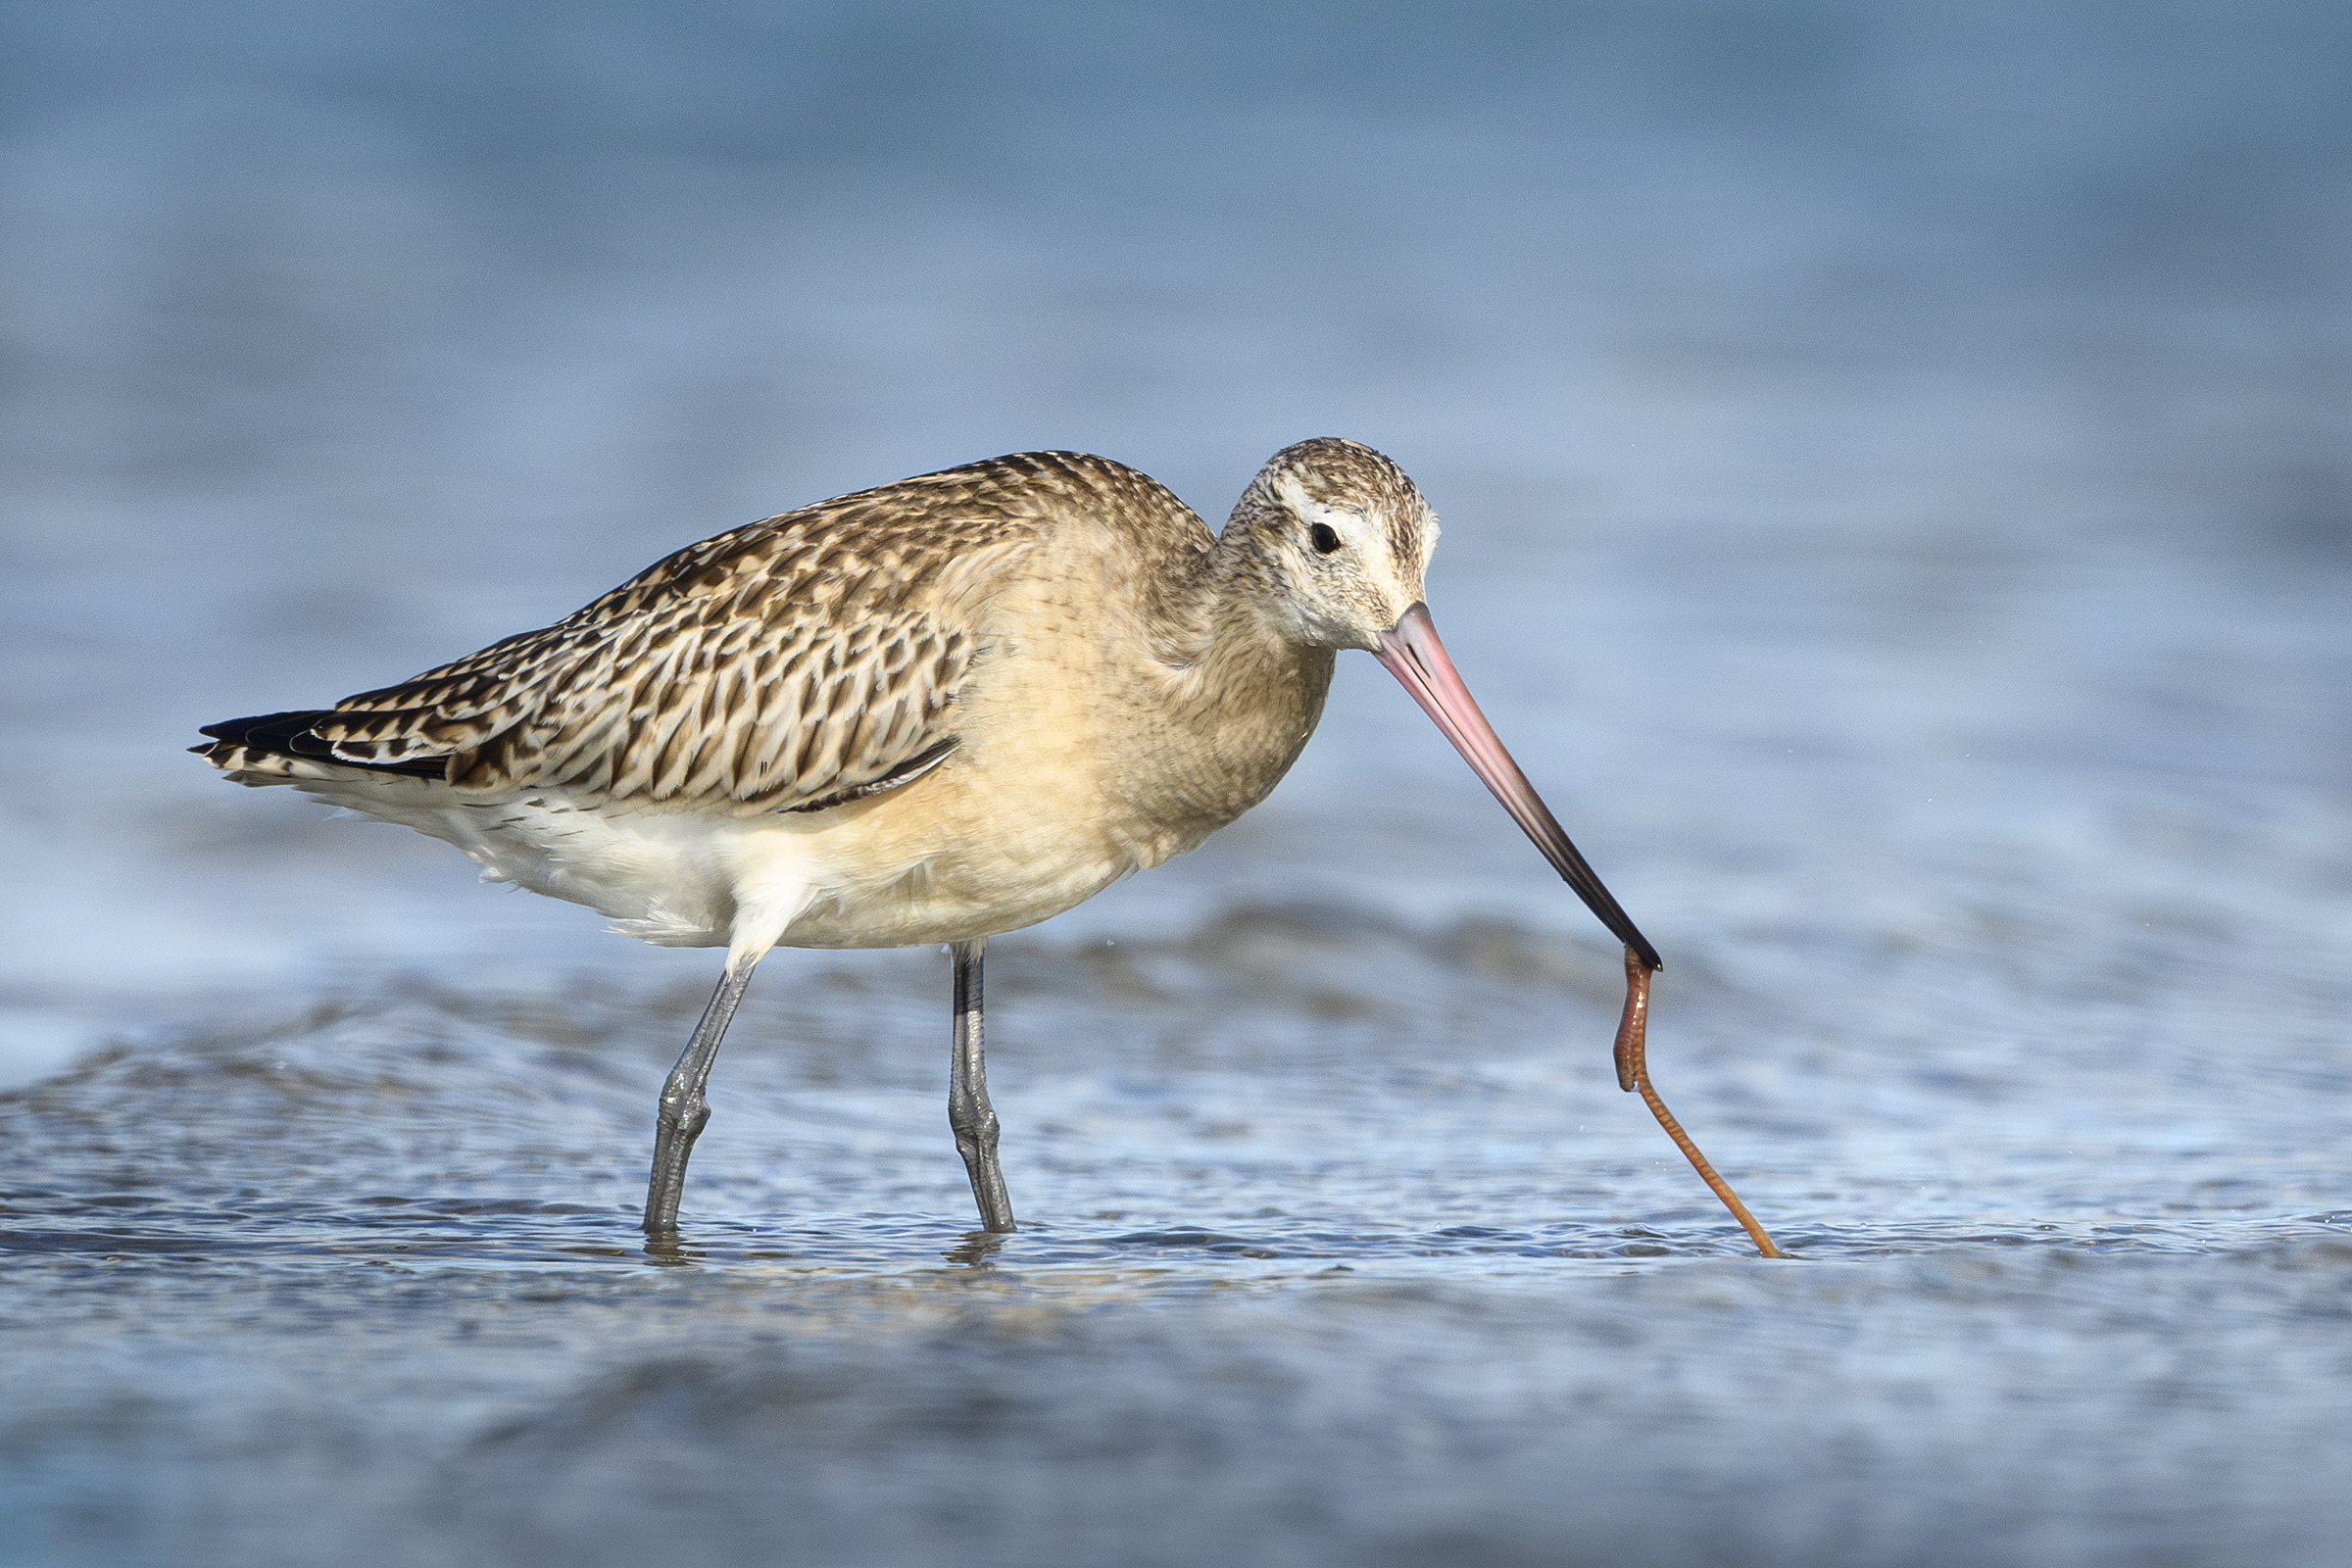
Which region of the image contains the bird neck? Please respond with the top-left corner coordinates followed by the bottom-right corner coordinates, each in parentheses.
top-left (1114, 518), bottom-right (1336, 828)
top-left (1153, 509), bottom-right (1303, 671)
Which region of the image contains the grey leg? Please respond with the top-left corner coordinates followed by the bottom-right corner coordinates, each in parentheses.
top-left (643, 959), bottom-right (758, 1235)
top-left (949, 938), bottom-right (1017, 1232)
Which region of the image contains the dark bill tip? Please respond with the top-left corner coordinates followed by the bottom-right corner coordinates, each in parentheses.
top-left (1375, 602), bottom-right (1661, 970)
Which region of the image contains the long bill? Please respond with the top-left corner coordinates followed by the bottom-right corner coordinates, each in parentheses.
top-left (1374, 601), bottom-right (1788, 1259)
top-left (1373, 602), bottom-right (1660, 969)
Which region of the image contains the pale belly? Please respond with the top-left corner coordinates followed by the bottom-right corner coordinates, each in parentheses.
top-left (294, 770), bottom-right (1149, 953)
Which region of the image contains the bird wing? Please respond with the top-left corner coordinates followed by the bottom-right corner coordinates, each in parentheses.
top-left (260, 485), bottom-right (1039, 810)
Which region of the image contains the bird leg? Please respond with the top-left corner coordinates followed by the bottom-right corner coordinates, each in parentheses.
top-left (1612, 947), bottom-right (1787, 1258)
top-left (642, 958), bottom-right (758, 1235)
top-left (949, 938), bottom-right (1017, 1232)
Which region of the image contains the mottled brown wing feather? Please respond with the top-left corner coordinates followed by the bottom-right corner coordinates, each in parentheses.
top-left (303, 471), bottom-right (1045, 808)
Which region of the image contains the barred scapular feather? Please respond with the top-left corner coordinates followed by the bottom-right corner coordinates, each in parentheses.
top-left (192, 455), bottom-right (1104, 809)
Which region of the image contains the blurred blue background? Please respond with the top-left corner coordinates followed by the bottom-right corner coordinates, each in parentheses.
top-left (7, 0), bottom-right (2346, 1061)
top-left (4, 5), bottom-right (2351, 1565)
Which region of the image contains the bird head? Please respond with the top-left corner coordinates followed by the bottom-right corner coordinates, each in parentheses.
top-left (1228, 436), bottom-right (1441, 653)
top-left (1230, 435), bottom-right (1659, 970)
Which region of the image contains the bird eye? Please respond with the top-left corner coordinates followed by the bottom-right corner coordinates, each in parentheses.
top-left (1308, 522), bottom-right (1343, 555)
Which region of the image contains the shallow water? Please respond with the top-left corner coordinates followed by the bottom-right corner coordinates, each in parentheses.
top-left (10, 912), bottom-right (2352, 1568)
top-left (9, 915), bottom-right (2352, 1568)
top-left (6, 4), bottom-right (2352, 1565)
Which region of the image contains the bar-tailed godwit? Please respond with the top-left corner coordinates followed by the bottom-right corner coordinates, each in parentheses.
top-left (196, 439), bottom-right (1781, 1254)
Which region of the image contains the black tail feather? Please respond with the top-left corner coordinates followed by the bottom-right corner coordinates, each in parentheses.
top-left (194, 710), bottom-right (450, 777)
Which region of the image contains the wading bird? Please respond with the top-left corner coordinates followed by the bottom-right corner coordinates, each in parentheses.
top-left (196, 439), bottom-right (1782, 1254)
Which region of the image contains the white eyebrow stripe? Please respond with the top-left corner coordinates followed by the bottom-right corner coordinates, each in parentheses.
top-left (1271, 475), bottom-right (1379, 545)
